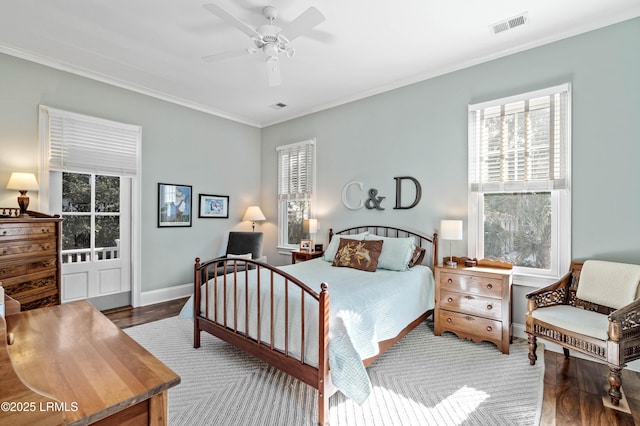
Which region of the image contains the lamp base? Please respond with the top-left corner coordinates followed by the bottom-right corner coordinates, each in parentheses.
top-left (17, 192), bottom-right (30, 217)
top-left (444, 258), bottom-right (457, 267)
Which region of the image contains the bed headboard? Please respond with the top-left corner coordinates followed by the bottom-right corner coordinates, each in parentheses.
top-left (329, 225), bottom-right (439, 269)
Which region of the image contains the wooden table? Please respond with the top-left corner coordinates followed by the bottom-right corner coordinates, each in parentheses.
top-left (291, 250), bottom-right (324, 264)
top-left (1, 301), bottom-right (180, 425)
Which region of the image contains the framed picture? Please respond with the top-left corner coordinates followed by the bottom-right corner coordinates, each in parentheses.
top-left (158, 183), bottom-right (192, 227)
top-left (198, 194), bottom-right (229, 218)
top-left (300, 239), bottom-right (313, 251)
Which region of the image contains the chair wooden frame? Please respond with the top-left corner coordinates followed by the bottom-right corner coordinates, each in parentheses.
top-left (525, 260), bottom-right (640, 406)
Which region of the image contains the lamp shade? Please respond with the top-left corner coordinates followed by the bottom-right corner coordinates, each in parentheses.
top-left (242, 205), bottom-right (266, 222)
top-left (440, 220), bottom-right (463, 240)
top-left (303, 218), bottom-right (318, 234)
top-left (6, 172), bottom-right (39, 191)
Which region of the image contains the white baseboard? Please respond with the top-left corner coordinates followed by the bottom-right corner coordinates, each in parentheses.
top-left (139, 283), bottom-right (192, 307)
top-left (512, 322), bottom-right (640, 372)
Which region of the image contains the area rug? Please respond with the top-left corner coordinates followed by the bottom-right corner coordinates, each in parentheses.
top-left (125, 317), bottom-right (544, 426)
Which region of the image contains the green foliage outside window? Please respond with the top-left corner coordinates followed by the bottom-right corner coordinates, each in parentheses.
top-left (62, 172), bottom-right (120, 251)
top-left (484, 192), bottom-right (551, 269)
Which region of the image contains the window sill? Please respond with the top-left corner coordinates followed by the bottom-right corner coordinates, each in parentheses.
top-left (512, 272), bottom-right (557, 288)
top-left (277, 246), bottom-right (296, 256)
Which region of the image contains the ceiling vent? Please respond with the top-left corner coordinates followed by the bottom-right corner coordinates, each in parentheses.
top-left (490, 12), bottom-right (529, 35)
top-left (269, 102), bottom-right (288, 110)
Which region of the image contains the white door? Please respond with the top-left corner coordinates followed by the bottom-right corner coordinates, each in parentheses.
top-left (50, 172), bottom-right (131, 303)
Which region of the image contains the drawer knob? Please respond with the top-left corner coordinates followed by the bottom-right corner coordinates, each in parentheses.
top-left (487, 304), bottom-right (493, 310)
top-left (447, 278), bottom-right (453, 284)
top-left (486, 283), bottom-right (493, 290)
top-left (446, 318), bottom-right (452, 323)
top-left (2, 230), bottom-right (6, 235)
top-left (41, 228), bottom-right (49, 233)
top-left (464, 295), bottom-right (474, 300)
top-left (464, 315), bottom-right (475, 321)
top-left (447, 297), bottom-right (453, 303)
top-left (1, 269), bottom-right (5, 274)
top-left (486, 326), bottom-right (493, 332)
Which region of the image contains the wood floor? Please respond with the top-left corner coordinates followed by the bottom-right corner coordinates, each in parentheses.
top-left (103, 299), bottom-right (640, 425)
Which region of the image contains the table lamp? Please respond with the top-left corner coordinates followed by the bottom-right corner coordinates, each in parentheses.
top-left (242, 205), bottom-right (266, 231)
top-left (440, 219), bottom-right (463, 267)
top-left (6, 172), bottom-right (39, 217)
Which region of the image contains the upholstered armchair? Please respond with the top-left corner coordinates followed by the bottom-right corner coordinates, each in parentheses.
top-left (212, 231), bottom-right (265, 275)
top-left (526, 260), bottom-right (640, 406)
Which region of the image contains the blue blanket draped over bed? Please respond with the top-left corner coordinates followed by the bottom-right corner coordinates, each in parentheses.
top-left (180, 258), bottom-right (434, 404)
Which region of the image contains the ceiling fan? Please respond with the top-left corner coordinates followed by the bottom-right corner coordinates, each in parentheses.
top-left (202, 3), bottom-right (325, 87)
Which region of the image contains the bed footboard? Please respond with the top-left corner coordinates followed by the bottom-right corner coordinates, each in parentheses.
top-left (193, 257), bottom-right (332, 425)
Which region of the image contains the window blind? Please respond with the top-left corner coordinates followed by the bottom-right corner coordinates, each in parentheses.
top-left (42, 106), bottom-right (141, 177)
top-left (468, 84), bottom-right (570, 192)
top-left (276, 140), bottom-right (315, 201)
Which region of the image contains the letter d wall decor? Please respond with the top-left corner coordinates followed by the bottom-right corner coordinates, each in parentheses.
top-left (341, 176), bottom-right (422, 211)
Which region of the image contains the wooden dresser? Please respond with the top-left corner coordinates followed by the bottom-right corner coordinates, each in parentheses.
top-left (0, 210), bottom-right (62, 310)
top-left (3, 301), bottom-right (180, 425)
top-left (434, 264), bottom-right (513, 354)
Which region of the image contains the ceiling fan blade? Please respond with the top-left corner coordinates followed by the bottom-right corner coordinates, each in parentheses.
top-left (266, 57), bottom-right (281, 87)
top-left (203, 3), bottom-right (261, 39)
top-left (201, 49), bottom-right (251, 63)
top-left (278, 7), bottom-right (325, 42)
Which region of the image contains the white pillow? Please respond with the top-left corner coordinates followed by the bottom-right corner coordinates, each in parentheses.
top-left (227, 253), bottom-right (252, 260)
top-left (364, 235), bottom-right (416, 271)
top-left (322, 232), bottom-right (369, 262)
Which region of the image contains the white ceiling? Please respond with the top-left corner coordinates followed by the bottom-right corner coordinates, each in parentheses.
top-left (1, 1), bottom-right (639, 127)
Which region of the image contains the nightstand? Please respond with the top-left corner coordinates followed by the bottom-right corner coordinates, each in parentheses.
top-left (291, 250), bottom-right (324, 264)
top-left (434, 264), bottom-right (513, 354)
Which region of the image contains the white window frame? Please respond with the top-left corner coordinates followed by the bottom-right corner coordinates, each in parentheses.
top-left (38, 106), bottom-right (143, 305)
top-left (467, 84), bottom-right (572, 286)
top-left (276, 139), bottom-right (316, 251)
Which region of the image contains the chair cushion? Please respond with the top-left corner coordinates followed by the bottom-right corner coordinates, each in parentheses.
top-left (576, 260), bottom-right (640, 310)
top-left (531, 305), bottom-right (609, 341)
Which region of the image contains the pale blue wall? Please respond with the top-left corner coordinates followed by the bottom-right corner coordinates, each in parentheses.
top-left (1, 17), bottom-right (638, 316)
top-left (260, 18), bottom-right (640, 325)
top-left (0, 54), bottom-right (262, 295)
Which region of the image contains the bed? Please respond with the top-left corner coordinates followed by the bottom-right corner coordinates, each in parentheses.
top-left (190, 225), bottom-right (438, 425)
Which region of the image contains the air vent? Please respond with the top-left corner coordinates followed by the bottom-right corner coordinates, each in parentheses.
top-left (269, 102), bottom-right (287, 110)
top-left (490, 12), bottom-right (529, 35)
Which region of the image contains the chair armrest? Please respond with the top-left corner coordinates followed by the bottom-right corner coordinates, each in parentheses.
top-left (609, 298), bottom-right (640, 341)
top-left (526, 271), bottom-right (572, 311)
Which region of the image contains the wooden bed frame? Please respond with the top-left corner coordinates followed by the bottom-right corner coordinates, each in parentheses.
top-left (193, 225), bottom-right (438, 425)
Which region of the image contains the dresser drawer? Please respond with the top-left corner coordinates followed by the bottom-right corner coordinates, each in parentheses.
top-left (437, 309), bottom-right (504, 342)
top-left (2, 271), bottom-right (57, 299)
top-left (0, 239), bottom-right (57, 261)
top-left (0, 256), bottom-right (57, 280)
top-left (16, 288), bottom-right (60, 311)
top-left (0, 223), bottom-right (56, 239)
top-left (438, 271), bottom-right (503, 298)
top-left (439, 289), bottom-right (503, 320)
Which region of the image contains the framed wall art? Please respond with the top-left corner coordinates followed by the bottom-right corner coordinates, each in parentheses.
top-left (199, 194), bottom-right (229, 218)
top-left (158, 183), bottom-right (192, 227)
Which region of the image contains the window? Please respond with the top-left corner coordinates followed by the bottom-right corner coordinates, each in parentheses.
top-left (468, 84), bottom-right (571, 282)
top-left (39, 105), bottom-right (140, 304)
top-left (277, 139), bottom-right (315, 249)
top-left (60, 172), bottom-right (121, 263)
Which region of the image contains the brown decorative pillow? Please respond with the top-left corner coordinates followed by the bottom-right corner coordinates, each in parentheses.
top-left (332, 238), bottom-right (384, 272)
top-left (408, 247), bottom-right (426, 268)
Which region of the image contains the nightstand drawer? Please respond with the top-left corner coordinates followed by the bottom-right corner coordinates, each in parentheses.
top-left (438, 271), bottom-right (503, 298)
top-left (437, 309), bottom-right (503, 342)
top-left (440, 289), bottom-right (503, 320)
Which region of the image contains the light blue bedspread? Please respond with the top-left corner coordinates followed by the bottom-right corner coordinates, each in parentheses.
top-left (180, 258), bottom-right (434, 404)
